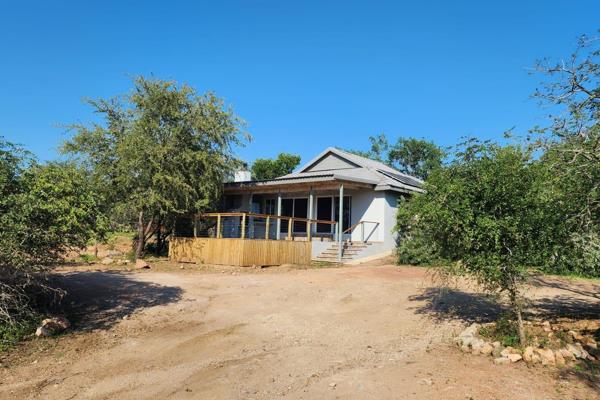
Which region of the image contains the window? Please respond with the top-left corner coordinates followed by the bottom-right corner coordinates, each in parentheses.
top-left (265, 198), bottom-right (276, 215)
top-left (278, 198), bottom-right (309, 233)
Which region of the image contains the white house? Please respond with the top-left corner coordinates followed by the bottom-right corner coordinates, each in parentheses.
top-left (221, 147), bottom-right (423, 263)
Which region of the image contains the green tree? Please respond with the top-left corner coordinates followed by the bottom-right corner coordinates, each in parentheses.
top-left (63, 77), bottom-right (248, 259)
top-left (348, 134), bottom-right (444, 180)
top-left (532, 35), bottom-right (600, 276)
top-left (388, 137), bottom-right (444, 180)
top-left (397, 140), bottom-right (566, 344)
top-left (251, 152), bottom-right (301, 180)
top-left (0, 138), bottom-right (105, 330)
top-left (345, 133), bottom-right (389, 162)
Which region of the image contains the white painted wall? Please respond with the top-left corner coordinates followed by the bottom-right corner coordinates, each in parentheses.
top-left (348, 189), bottom-right (400, 252)
top-left (349, 190), bottom-right (384, 242)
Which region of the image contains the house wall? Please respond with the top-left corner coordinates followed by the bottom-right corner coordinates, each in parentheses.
top-left (221, 189), bottom-right (401, 252)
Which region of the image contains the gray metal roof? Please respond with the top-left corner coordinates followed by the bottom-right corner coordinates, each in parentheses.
top-left (225, 147), bottom-right (424, 194)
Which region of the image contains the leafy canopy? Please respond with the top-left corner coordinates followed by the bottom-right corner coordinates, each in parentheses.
top-left (348, 134), bottom-right (444, 180)
top-left (62, 77), bottom-right (248, 255)
top-left (251, 153), bottom-right (301, 180)
top-left (0, 138), bottom-right (106, 325)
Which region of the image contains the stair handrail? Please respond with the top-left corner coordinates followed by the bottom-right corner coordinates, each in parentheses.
top-left (342, 220), bottom-right (379, 243)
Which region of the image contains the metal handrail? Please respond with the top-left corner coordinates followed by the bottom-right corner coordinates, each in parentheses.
top-left (342, 220), bottom-right (379, 243)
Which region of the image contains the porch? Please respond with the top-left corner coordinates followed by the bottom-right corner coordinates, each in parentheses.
top-left (169, 174), bottom-right (398, 266)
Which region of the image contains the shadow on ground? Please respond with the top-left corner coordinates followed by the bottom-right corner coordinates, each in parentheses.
top-left (51, 271), bottom-right (183, 331)
top-left (408, 288), bottom-right (504, 323)
top-left (409, 285), bottom-right (600, 323)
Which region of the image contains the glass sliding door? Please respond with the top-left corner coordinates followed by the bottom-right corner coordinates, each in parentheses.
top-left (316, 197), bottom-right (333, 233)
top-left (279, 198), bottom-right (293, 233)
top-left (293, 198), bottom-right (308, 233)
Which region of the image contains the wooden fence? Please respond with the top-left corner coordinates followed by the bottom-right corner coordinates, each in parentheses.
top-left (169, 237), bottom-right (312, 266)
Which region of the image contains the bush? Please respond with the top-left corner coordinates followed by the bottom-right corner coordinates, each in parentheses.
top-left (0, 138), bottom-right (105, 334)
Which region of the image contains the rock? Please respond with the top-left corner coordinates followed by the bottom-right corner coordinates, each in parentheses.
top-left (135, 259), bottom-right (150, 269)
top-left (459, 323), bottom-right (480, 339)
top-left (493, 357), bottom-right (510, 365)
top-left (492, 345), bottom-right (505, 358)
top-left (492, 341), bottom-right (501, 348)
top-left (329, 382), bottom-right (336, 388)
top-left (460, 344), bottom-right (471, 353)
top-left (523, 346), bottom-right (535, 363)
top-left (419, 378), bottom-right (433, 386)
top-left (106, 250), bottom-right (122, 257)
top-left (568, 330), bottom-right (584, 341)
top-left (554, 350), bottom-right (566, 367)
top-left (35, 325), bottom-right (53, 337)
top-left (566, 343), bottom-right (590, 359)
top-left (507, 353), bottom-right (523, 363)
top-left (101, 257), bottom-right (114, 265)
top-left (481, 343), bottom-right (494, 356)
top-left (460, 336), bottom-right (475, 347)
top-left (500, 347), bottom-right (517, 357)
top-left (471, 338), bottom-right (485, 354)
top-left (536, 348), bottom-right (555, 366)
top-left (35, 316), bottom-right (70, 337)
top-left (559, 348), bottom-right (576, 362)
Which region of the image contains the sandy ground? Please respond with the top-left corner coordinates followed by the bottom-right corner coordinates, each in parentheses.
top-left (0, 263), bottom-right (599, 399)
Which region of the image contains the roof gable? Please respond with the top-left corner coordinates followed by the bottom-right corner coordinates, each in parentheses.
top-left (303, 151), bottom-right (360, 172)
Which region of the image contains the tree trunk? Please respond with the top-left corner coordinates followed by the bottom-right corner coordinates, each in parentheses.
top-left (135, 210), bottom-right (145, 260)
top-left (156, 222), bottom-right (163, 255)
top-left (509, 290), bottom-right (526, 345)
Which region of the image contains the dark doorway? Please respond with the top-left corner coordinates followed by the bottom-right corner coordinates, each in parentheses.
top-left (293, 198), bottom-right (308, 232)
top-left (334, 196), bottom-right (351, 232)
top-left (280, 198), bottom-right (293, 233)
top-left (316, 197), bottom-right (333, 233)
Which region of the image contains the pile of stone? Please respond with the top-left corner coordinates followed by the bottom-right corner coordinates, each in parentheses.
top-left (35, 316), bottom-right (70, 337)
top-left (457, 321), bottom-right (598, 367)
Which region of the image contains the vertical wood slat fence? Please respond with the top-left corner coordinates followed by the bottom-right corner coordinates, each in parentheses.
top-left (169, 237), bottom-right (312, 266)
top-left (169, 212), bottom-right (337, 266)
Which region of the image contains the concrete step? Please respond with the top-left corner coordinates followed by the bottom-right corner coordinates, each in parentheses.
top-left (316, 255), bottom-right (355, 261)
top-left (321, 251), bottom-right (362, 257)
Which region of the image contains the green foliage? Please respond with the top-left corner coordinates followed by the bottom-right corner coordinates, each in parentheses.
top-left (78, 254), bottom-right (100, 264)
top-left (0, 138), bottom-right (106, 328)
top-left (479, 313), bottom-right (521, 347)
top-left (398, 140), bottom-right (567, 291)
top-left (347, 134), bottom-right (444, 180)
top-left (0, 315), bottom-right (38, 352)
top-left (531, 35), bottom-right (600, 278)
top-left (388, 137), bottom-right (444, 180)
top-left (251, 153), bottom-right (301, 180)
top-left (62, 76), bottom-right (248, 257)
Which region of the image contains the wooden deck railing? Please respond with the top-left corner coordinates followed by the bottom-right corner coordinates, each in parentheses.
top-left (200, 212), bottom-right (337, 241)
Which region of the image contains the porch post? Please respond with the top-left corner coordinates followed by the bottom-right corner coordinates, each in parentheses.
top-left (338, 184), bottom-right (344, 262)
top-left (276, 191), bottom-right (282, 240)
top-left (308, 188), bottom-right (314, 240)
top-left (248, 194), bottom-right (253, 239)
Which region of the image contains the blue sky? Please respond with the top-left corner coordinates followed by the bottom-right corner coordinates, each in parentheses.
top-left (1, 1), bottom-right (598, 165)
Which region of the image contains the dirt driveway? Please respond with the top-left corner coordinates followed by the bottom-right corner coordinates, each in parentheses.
top-left (1, 264), bottom-right (598, 399)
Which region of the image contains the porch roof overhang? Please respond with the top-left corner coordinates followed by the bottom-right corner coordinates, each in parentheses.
top-left (223, 173), bottom-right (376, 194)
